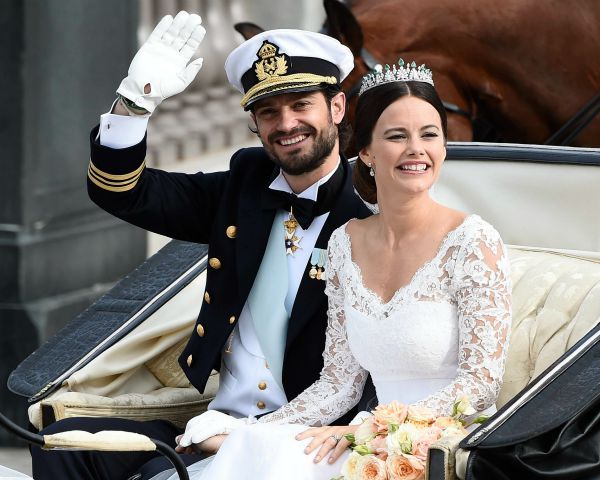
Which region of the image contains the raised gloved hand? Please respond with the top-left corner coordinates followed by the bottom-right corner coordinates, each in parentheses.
top-left (117, 10), bottom-right (205, 113)
top-left (177, 410), bottom-right (254, 448)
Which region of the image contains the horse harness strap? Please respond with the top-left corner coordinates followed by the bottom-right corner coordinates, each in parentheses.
top-left (544, 92), bottom-right (600, 146)
top-left (442, 101), bottom-right (472, 120)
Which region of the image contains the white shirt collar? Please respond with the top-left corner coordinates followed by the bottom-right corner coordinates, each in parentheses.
top-left (268, 158), bottom-right (341, 201)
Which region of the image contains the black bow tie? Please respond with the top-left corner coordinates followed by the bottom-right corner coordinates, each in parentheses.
top-left (263, 190), bottom-right (317, 229)
top-left (262, 161), bottom-right (345, 230)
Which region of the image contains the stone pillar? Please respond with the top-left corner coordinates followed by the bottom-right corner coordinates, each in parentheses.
top-left (0, 0), bottom-right (144, 445)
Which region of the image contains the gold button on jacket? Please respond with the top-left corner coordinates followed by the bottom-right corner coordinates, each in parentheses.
top-left (226, 226), bottom-right (237, 238)
top-left (196, 324), bottom-right (205, 337)
top-left (257, 401), bottom-right (266, 409)
top-left (229, 315), bottom-right (236, 324)
top-left (186, 355), bottom-right (193, 367)
top-left (209, 257), bottom-right (222, 269)
top-left (204, 291), bottom-right (211, 304)
top-left (258, 382), bottom-right (267, 390)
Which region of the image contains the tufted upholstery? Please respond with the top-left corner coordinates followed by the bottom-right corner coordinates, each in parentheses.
top-left (499, 247), bottom-right (600, 407)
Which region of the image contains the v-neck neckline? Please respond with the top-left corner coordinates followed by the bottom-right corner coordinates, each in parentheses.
top-left (342, 214), bottom-right (475, 306)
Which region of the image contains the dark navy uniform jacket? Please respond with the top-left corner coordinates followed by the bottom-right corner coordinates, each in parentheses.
top-left (87, 125), bottom-right (371, 419)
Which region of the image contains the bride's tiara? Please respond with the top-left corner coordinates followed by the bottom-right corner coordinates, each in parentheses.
top-left (358, 59), bottom-right (434, 96)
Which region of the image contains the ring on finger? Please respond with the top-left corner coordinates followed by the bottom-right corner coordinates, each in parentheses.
top-left (329, 434), bottom-right (342, 444)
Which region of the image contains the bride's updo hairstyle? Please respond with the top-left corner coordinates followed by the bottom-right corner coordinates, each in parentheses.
top-left (353, 80), bottom-right (448, 204)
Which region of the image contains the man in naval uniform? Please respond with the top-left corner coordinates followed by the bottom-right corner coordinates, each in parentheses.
top-left (31, 11), bottom-right (371, 480)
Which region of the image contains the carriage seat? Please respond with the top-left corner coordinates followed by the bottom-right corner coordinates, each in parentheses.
top-left (426, 245), bottom-right (600, 480)
top-left (29, 246), bottom-right (600, 441)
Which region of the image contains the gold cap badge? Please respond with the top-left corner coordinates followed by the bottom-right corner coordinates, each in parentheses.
top-left (254, 41), bottom-right (289, 81)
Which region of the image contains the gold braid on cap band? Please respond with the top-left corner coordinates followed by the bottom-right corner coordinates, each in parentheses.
top-left (240, 73), bottom-right (338, 107)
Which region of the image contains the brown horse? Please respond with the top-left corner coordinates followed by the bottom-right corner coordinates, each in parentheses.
top-left (237, 0), bottom-right (600, 147)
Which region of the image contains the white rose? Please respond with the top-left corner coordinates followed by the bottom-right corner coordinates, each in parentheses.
top-left (354, 418), bottom-right (378, 444)
top-left (440, 425), bottom-right (467, 438)
top-left (386, 423), bottom-right (418, 454)
top-left (454, 396), bottom-right (476, 416)
top-left (341, 451), bottom-right (363, 480)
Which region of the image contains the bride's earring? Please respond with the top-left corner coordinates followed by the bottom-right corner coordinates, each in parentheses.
top-left (369, 163), bottom-right (375, 177)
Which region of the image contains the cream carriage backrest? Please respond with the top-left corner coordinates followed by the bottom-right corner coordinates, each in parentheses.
top-left (433, 144), bottom-right (600, 253)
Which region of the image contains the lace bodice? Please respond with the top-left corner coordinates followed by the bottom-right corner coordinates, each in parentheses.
top-left (259, 215), bottom-right (512, 426)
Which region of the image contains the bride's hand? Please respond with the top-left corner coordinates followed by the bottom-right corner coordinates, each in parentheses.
top-left (296, 425), bottom-right (358, 464)
top-left (196, 434), bottom-right (228, 454)
top-left (175, 434), bottom-right (228, 455)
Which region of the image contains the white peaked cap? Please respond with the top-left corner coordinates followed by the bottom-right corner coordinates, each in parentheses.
top-left (225, 29), bottom-right (354, 109)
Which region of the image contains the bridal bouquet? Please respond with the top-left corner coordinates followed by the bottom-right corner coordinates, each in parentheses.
top-left (334, 397), bottom-right (486, 480)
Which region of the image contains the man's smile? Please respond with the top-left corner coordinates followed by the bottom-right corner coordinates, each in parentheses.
top-left (278, 134), bottom-right (309, 146)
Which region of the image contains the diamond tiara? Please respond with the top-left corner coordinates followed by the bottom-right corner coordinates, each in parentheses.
top-left (358, 59), bottom-right (434, 96)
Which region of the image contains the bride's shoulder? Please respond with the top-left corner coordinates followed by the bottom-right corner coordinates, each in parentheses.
top-left (346, 216), bottom-right (376, 237)
top-left (331, 217), bottom-right (374, 247)
top-left (460, 214), bottom-right (505, 252)
top-left (329, 217), bottom-right (373, 254)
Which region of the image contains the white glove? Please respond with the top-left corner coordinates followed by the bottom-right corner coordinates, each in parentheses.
top-left (178, 410), bottom-right (254, 448)
top-left (117, 11), bottom-right (206, 113)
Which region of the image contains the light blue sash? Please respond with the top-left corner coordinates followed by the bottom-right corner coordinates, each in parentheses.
top-left (247, 213), bottom-right (289, 388)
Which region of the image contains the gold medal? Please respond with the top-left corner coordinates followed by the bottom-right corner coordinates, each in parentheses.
top-left (284, 208), bottom-right (302, 255)
top-left (283, 217), bottom-right (299, 233)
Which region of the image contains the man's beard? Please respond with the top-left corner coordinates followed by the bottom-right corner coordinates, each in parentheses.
top-left (263, 120), bottom-right (338, 176)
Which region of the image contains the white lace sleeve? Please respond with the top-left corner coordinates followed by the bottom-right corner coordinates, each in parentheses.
top-left (415, 224), bottom-right (512, 415)
top-left (258, 228), bottom-right (369, 426)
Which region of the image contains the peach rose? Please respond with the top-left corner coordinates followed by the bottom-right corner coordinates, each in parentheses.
top-left (341, 451), bottom-right (363, 480)
top-left (432, 415), bottom-right (468, 438)
top-left (433, 416), bottom-right (463, 430)
top-left (386, 453), bottom-right (425, 480)
top-left (406, 405), bottom-right (436, 425)
top-left (374, 401), bottom-right (408, 431)
top-left (357, 454), bottom-right (387, 480)
top-left (411, 426), bottom-right (443, 461)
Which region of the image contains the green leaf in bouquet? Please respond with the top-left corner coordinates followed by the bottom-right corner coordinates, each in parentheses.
top-left (344, 433), bottom-right (355, 443)
top-left (352, 444), bottom-right (373, 456)
top-left (470, 415), bottom-right (490, 425)
top-left (388, 423), bottom-right (400, 434)
top-left (451, 399), bottom-right (460, 417)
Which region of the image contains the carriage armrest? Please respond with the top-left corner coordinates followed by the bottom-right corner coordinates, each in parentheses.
top-left (43, 430), bottom-right (156, 451)
top-left (426, 434), bottom-right (464, 480)
top-left (42, 429), bottom-right (191, 479)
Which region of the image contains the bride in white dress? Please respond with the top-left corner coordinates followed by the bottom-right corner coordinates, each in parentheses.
top-left (152, 62), bottom-right (512, 480)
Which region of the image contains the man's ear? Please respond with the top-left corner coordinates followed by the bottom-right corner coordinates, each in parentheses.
top-left (249, 112), bottom-right (260, 137)
top-left (330, 91), bottom-right (346, 125)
